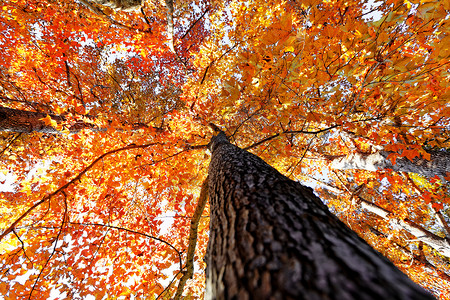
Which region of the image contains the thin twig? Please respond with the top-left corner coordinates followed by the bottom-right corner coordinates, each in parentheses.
top-left (28, 191), bottom-right (68, 299)
top-left (200, 43), bottom-right (240, 84)
top-left (0, 133), bottom-right (22, 157)
top-left (12, 230), bottom-right (32, 264)
top-left (156, 270), bottom-right (182, 300)
top-left (287, 136), bottom-right (315, 178)
top-left (244, 124), bottom-right (339, 151)
top-left (181, 8), bottom-right (210, 40)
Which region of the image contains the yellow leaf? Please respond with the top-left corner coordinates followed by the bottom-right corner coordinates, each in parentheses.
top-left (41, 115), bottom-right (58, 128)
top-left (421, 151), bottom-right (431, 160)
top-left (284, 46), bottom-right (295, 53)
top-left (55, 106), bottom-right (65, 114)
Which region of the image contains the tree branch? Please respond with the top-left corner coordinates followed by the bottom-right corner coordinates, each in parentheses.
top-left (78, 0), bottom-right (144, 32)
top-left (0, 143), bottom-right (158, 242)
top-left (0, 132), bottom-right (22, 157)
top-left (156, 270), bottom-right (182, 300)
top-left (67, 221), bottom-right (183, 271)
top-left (28, 191), bottom-right (68, 300)
top-left (165, 0), bottom-right (176, 54)
top-left (354, 196), bottom-right (450, 257)
top-left (200, 43), bottom-right (240, 84)
top-left (403, 173), bottom-right (450, 241)
top-left (174, 177), bottom-right (209, 299)
top-left (369, 226), bottom-right (450, 282)
top-left (181, 8), bottom-right (209, 39)
top-left (244, 124), bottom-right (339, 151)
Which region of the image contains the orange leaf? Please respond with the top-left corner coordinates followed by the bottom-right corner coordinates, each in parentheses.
top-left (306, 112), bottom-right (322, 122)
top-left (423, 191), bottom-right (433, 204)
top-left (41, 115), bottom-right (58, 128)
top-left (421, 151), bottom-right (431, 160)
top-left (387, 153), bottom-right (397, 165)
top-left (403, 149), bottom-right (419, 162)
top-left (432, 202), bottom-right (443, 211)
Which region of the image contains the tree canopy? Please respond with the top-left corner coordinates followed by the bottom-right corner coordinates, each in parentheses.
top-left (0, 0), bottom-right (449, 298)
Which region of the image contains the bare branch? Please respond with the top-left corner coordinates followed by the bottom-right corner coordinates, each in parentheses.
top-left (181, 8), bottom-right (210, 40)
top-left (354, 196), bottom-right (450, 257)
top-left (12, 230), bottom-right (32, 264)
top-left (244, 124), bottom-right (339, 151)
top-left (156, 270), bottom-right (182, 300)
top-left (165, 0), bottom-right (176, 54)
top-left (28, 192), bottom-right (68, 299)
top-left (0, 132), bottom-right (22, 157)
top-left (78, 0), bottom-right (145, 32)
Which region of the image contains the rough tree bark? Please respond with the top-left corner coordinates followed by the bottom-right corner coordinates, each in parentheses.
top-left (0, 106), bottom-right (86, 134)
top-left (205, 131), bottom-right (434, 300)
top-left (0, 107), bottom-right (149, 134)
top-left (328, 150), bottom-right (450, 178)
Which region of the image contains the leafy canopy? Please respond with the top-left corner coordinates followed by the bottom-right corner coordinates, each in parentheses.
top-left (0, 0), bottom-right (449, 298)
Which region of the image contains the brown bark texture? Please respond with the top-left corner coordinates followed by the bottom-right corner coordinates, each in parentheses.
top-left (205, 132), bottom-right (434, 300)
top-left (0, 106), bottom-right (98, 134)
top-left (0, 106), bottom-right (150, 134)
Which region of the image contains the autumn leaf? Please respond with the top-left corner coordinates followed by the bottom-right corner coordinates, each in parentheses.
top-left (387, 153), bottom-right (397, 165)
top-left (432, 202), bottom-right (443, 211)
top-left (41, 115), bottom-right (58, 128)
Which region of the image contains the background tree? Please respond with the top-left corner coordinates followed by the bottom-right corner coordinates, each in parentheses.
top-left (0, 0), bottom-right (449, 298)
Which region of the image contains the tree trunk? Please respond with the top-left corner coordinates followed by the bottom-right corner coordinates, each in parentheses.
top-left (89, 0), bottom-right (143, 11)
top-left (0, 106), bottom-right (74, 134)
top-left (205, 132), bottom-right (434, 300)
top-left (353, 196), bottom-right (450, 257)
top-left (0, 107), bottom-right (150, 134)
top-left (329, 150), bottom-right (449, 178)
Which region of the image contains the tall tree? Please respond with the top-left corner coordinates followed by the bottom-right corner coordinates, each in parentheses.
top-left (206, 131), bottom-right (433, 299)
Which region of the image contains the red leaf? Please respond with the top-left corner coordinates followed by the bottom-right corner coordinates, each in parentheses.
top-left (387, 153), bottom-right (397, 165)
top-left (432, 202), bottom-right (443, 211)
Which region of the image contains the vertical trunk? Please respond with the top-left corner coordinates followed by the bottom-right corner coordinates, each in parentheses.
top-left (328, 150), bottom-right (449, 178)
top-left (205, 132), bottom-right (434, 300)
